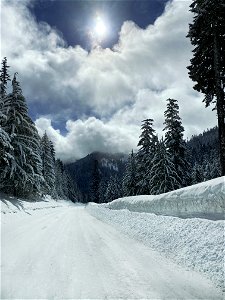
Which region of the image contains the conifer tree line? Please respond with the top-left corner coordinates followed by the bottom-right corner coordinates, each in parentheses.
top-left (0, 58), bottom-right (80, 201)
top-left (122, 98), bottom-right (191, 198)
top-left (187, 0), bottom-right (225, 176)
top-left (123, 104), bottom-right (221, 199)
top-left (188, 127), bottom-right (221, 184)
top-left (94, 99), bottom-right (221, 203)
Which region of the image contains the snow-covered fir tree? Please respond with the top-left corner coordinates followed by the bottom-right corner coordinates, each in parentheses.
top-left (105, 175), bottom-right (122, 202)
top-left (0, 128), bottom-right (13, 189)
top-left (0, 57), bottom-right (10, 98)
top-left (122, 150), bottom-right (138, 196)
top-left (191, 163), bottom-right (204, 185)
top-left (40, 132), bottom-right (56, 196)
top-left (0, 59), bottom-right (81, 201)
top-left (54, 158), bottom-right (80, 201)
top-left (1, 73), bottom-right (43, 196)
top-left (187, 0), bottom-right (225, 176)
top-left (0, 58), bottom-right (13, 187)
top-left (98, 179), bottom-right (108, 203)
top-left (136, 119), bottom-right (157, 194)
top-left (163, 98), bottom-right (190, 189)
top-left (55, 159), bottom-right (66, 198)
top-left (90, 159), bottom-right (101, 203)
top-left (62, 171), bottom-right (81, 202)
top-left (149, 138), bottom-right (180, 194)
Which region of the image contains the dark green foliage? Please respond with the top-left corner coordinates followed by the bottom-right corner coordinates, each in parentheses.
top-left (0, 58), bottom-right (80, 201)
top-left (1, 74), bottom-right (43, 196)
top-left (149, 138), bottom-right (181, 194)
top-left (105, 175), bottom-right (122, 202)
top-left (0, 57), bottom-right (10, 97)
top-left (122, 150), bottom-right (138, 196)
top-left (188, 127), bottom-right (221, 182)
top-left (90, 159), bottom-right (101, 203)
top-left (41, 132), bottom-right (56, 196)
top-left (136, 119), bottom-right (157, 194)
top-left (98, 179), bottom-right (108, 203)
top-left (187, 0), bottom-right (225, 175)
top-left (163, 98), bottom-right (191, 188)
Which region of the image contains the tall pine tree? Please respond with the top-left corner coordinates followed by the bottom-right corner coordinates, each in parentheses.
top-left (187, 0), bottom-right (225, 175)
top-left (105, 175), bottom-right (122, 202)
top-left (163, 98), bottom-right (190, 189)
top-left (122, 150), bottom-right (138, 196)
top-left (1, 73), bottom-right (43, 196)
top-left (40, 132), bottom-right (56, 196)
top-left (0, 57), bottom-right (10, 98)
top-left (90, 159), bottom-right (101, 203)
top-left (136, 119), bottom-right (157, 194)
top-left (0, 58), bottom-right (13, 186)
top-left (149, 138), bottom-right (180, 194)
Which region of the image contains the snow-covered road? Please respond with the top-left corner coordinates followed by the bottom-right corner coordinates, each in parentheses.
top-left (1, 204), bottom-right (223, 299)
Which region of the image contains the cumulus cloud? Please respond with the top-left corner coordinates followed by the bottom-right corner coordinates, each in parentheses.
top-left (1, 0), bottom-right (217, 161)
top-left (35, 117), bottom-right (138, 162)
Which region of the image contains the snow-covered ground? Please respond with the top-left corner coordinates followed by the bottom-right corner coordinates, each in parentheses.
top-left (87, 204), bottom-right (225, 291)
top-left (1, 195), bottom-right (223, 299)
top-left (105, 177), bottom-right (225, 220)
top-left (87, 177), bottom-right (225, 291)
top-left (0, 193), bottom-right (66, 214)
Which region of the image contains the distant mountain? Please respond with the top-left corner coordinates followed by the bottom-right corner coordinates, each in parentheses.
top-left (66, 152), bottom-right (127, 202)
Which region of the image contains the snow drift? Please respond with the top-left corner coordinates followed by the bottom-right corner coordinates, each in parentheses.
top-left (105, 177), bottom-right (225, 219)
top-left (87, 204), bottom-right (225, 291)
top-left (87, 177), bottom-right (225, 290)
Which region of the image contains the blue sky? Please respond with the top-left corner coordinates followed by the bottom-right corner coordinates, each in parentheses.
top-left (1, 0), bottom-right (217, 162)
top-left (31, 0), bottom-right (168, 49)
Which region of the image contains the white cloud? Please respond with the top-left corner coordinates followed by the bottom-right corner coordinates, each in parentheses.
top-left (1, 0), bottom-right (217, 161)
top-left (35, 117), bottom-right (137, 162)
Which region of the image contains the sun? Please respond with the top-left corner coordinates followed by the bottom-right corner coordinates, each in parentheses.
top-left (93, 14), bottom-right (108, 41)
top-left (88, 13), bottom-right (109, 47)
top-left (95, 17), bottom-right (107, 38)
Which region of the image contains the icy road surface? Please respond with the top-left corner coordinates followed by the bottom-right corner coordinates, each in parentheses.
top-left (1, 205), bottom-right (223, 299)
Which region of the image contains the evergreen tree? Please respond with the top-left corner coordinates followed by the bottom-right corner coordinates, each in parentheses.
top-left (0, 57), bottom-right (12, 178)
top-left (55, 159), bottom-right (66, 198)
top-left (1, 73), bottom-right (43, 196)
top-left (90, 159), bottom-right (101, 203)
top-left (105, 175), bottom-right (122, 202)
top-left (136, 119), bottom-right (157, 194)
top-left (0, 57), bottom-right (10, 98)
top-left (40, 132), bottom-right (56, 196)
top-left (98, 179), bottom-right (108, 203)
top-left (149, 138), bottom-right (180, 194)
top-left (191, 163), bottom-right (204, 185)
top-left (122, 150), bottom-right (138, 196)
top-left (63, 172), bottom-right (81, 202)
top-left (163, 98), bottom-right (190, 189)
top-left (187, 0), bottom-right (225, 175)
top-left (0, 128), bottom-right (13, 189)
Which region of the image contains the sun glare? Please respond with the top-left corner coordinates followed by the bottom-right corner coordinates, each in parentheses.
top-left (95, 18), bottom-right (107, 38)
top-left (92, 14), bottom-right (108, 43)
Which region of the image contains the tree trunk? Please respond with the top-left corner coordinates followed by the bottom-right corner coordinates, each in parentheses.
top-left (214, 33), bottom-right (225, 176)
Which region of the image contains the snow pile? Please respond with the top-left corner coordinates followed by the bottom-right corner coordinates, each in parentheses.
top-left (87, 204), bottom-right (225, 291)
top-left (105, 177), bottom-right (225, 219)
top-left (0, 193), bottom-right (67, 214)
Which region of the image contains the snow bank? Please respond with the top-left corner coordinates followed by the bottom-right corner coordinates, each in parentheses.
top-left (87, 204), bottom-right (225, 291)
top-left (0, 193), bottom-right (68, 214)
top-left (105, 177), bottom-right (225, 220)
